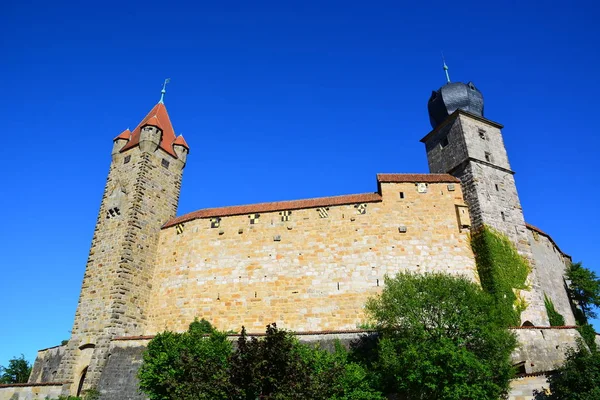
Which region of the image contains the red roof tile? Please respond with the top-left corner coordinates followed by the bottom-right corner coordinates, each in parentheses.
top-left (377, 173), bottom-right (460, 183)
top-left (113, 128), bottom-right (131, 141)
top-left (173, 134), bottom-right (190, 150)
top-left (163, 192), bottom-right (382, 228)
top-left (120, 103), bottom-right (178, 157)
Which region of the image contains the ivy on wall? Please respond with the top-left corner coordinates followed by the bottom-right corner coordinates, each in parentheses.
top-left (544, 294), bottom-right (566, 326)
top-left (471, 226), bottom-right (530, 326)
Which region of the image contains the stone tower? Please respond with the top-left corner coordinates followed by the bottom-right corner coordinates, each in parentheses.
top-left (56, 97), bottom-right (190, 396)
top-left (420, 81), bottom-right (548, 326)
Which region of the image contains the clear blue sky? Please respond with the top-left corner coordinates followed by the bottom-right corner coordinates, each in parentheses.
top-left (1, 0), bottom-right (598, 367)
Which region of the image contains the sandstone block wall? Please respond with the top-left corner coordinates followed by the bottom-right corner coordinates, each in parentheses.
top-left (146, 179), bottom-right (476, 334)
top-left (0, 384), bottom-right (64, 400)
top-left (509, 375), bottom-right (549, 400)
top-left (512, 327), bottom-right (581, 373)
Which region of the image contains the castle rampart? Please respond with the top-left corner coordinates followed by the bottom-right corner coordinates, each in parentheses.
top-left (146, 174), bottom-right (476, 334)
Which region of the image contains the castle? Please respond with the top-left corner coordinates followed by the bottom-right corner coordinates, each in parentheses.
top-left (0, 79), bottom-right (583, 400)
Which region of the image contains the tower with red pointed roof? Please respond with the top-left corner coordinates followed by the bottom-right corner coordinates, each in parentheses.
top-left (57, 82), bottom-right (190, 395)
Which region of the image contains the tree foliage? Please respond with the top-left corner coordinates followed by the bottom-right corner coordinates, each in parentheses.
top-left (536, 340), bottom-right (600, 400)
top-left (567, 261), bottom-right (600, 324)
top-left (364, 272), bottom-right (517, 400)
top-left (138, 319), bottom-right (233, 400)
top-left (471, 226), bottom-right (531, 326)
top-left (0, 354), bottom-right (31, 384)
top-left (139, 321), bottom-right (383, 400)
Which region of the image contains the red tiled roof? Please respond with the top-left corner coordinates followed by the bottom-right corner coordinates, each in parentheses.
top-left (113, 128), bottom-right (131, 141)
top-left (173, 134), bottom-right (190, 150)
top-left (120, 103), bottom-right (178, 157)
top-left (526, 223), bottom-right (570, 258)
top-left (377, 173), bottom-right (460, 183)
top-left (163, 192), bottom-right (382, 228)
top-left (163, 173), bottom-right (461, 229)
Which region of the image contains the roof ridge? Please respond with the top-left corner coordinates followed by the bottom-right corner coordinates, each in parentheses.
top-left (163, 191), bottom-right (382, 228)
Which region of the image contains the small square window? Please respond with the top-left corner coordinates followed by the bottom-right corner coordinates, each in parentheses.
top-left (440, 136), bottom-right (449, 148)
top-left (161, 159), bottom-right (170, 169)
top-left (478, 129), bottom-right (486, 140)
top-left (124, 155), bottom-right (131, 164)
top-left (484, 152), bottom-right (493, 163)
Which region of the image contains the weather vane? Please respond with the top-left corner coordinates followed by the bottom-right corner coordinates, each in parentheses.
top-left (159, 78), bottom-right (171, 104)
top-left (441, 53), bottom-right (451, 84)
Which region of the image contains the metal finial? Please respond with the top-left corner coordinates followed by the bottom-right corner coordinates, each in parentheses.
top-left (159, 78), bottom-right (171, 104)
top-left (441, 53), bottom-right (451, 84)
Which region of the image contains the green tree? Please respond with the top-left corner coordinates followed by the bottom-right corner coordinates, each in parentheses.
top-left (230, 324), bottom-right (383, 400)
top-left (536, 340), bottom-right (600, 399)
top-left (138, 319), bottom-right (233, 400)
top-left (139, 320), bottom-right (384, 400)
top-left (567, 262), bottom-right (600, 324)
top-left (365, 272), bottom-right (517, 400)
top-left (0, 355), bottom-right (31, 384)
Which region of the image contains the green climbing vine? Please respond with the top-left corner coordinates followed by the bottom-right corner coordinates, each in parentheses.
top-left (544, 294), bottom-right (566, 326)
top-left (471, 225), bottom-right (531, 326)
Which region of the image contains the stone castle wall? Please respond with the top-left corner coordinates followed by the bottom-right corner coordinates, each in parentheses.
top-left (28, 346), bottom-right (64, 384)
top-left (528, 226), bottom-right (576, 325)
top-left (145, 176), bottom-right (476, 334)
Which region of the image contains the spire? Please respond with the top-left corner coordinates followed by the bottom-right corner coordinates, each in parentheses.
top-left (120, 102), bottom-right (178, 157)
top-left (442, 53), bottom-right (451, 84)
top-left (158, 78), bottom-right (171, 104)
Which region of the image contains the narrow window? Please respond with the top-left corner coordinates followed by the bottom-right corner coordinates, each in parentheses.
top-left (440, 136), bottom-right (449, 148)
top-left (399, 192), bottom-right (405, 199)
top-left (501, 211), bottom-right (506, 222)
top-left (495, 184), bottom-right (499, 191)
top-left (124, 155), bottom-right (131, 164)
top-left (478, 128), bottom-right (486, 140)
top-left (484, 152), bottom-right (492, 162)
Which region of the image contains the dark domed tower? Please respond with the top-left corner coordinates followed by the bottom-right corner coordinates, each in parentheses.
top-left (420, 74), bottom-right (549, 326)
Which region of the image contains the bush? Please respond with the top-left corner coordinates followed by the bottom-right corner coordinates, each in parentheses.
top-left (365, 272), bottom-right (517, 400)
top-left (138, 319), bottom-right (233, 400)
top-left (139, 320), bottom-right (384, 400)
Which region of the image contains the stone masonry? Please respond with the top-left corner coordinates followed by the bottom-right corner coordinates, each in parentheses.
top-left (147, 175), bottom-right (476, 333)
top-left (421, 110), bottom-right (549, 326)
top-left (56, 107), bottom-right (188, 396)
